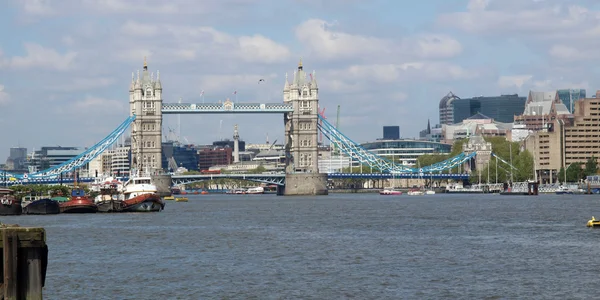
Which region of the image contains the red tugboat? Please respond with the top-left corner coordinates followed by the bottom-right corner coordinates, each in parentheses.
top-left (0, 188), bottom-right (22, 216)
top-left (60, 187), bottom-right (98, 213)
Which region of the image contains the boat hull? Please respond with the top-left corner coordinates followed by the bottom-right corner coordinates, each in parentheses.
top-left (123, 193), bottom-right (164, 212)
top-left (555, 191), bottom-right (574, 195)
top-left (380, 191), bottom-right (402, 195)
top-left (60, 201), bottom-right (98, 213)
top-left (0, 203), bottom-right (22, 216)
top-left (23, 199), bottom-right (60, 215)
top-left (97, 200), bottom-right (126, 213)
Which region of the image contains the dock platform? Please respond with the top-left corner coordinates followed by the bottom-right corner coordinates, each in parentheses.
top-left (1, 225), bottom-right (47, 300)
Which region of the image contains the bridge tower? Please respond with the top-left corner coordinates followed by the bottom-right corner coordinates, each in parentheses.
top-left (282, 59), bottom-right (328, 195)
top-left (129, 57), bottom-right (163, 175)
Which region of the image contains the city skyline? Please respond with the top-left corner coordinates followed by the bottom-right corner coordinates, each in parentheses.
top-left (0, 0), bottom-right (597, 160)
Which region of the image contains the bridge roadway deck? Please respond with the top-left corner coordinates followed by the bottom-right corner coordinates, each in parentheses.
top-left (161, 102), bottom-right (294, 114)
top-left (0, 173), bottom-right (469, 186)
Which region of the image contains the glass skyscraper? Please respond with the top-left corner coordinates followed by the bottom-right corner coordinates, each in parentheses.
top-left (557, 89), bottom-right (585, 113)
top-left (452, 94), bottom-right (526, 123)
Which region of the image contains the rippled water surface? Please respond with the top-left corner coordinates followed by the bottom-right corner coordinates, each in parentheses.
top-left (9, 193), bottom-right (600, 299)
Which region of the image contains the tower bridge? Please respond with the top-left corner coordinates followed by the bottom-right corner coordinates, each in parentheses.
top-left (1, 58), bottom-right (490, 194)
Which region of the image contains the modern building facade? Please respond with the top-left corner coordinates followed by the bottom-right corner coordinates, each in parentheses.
top-left (161, 142), bottom-right (200, 172)
top-left (383, 126), bottom-right (400, 140)
top-left (443, 113), bottom-right (513, 142)
top-left (451, 94), bottom-right (526, 124)
top-left (557, 89), bottom-right (586, 114)
top-left (30, 147), bottom-right (84, 171)
top-left (525, 94), bottom-right (600, 183)
top-left (198, 148), bottom-right (233, 171)
top-left (212, 140), bottom-right (246, 152)
top-left (5, 147), bottom-right (27, 171)
top-left (439, 91), bottom-right (461, 125)
top-left (360, 140), bottom-right (452, 166)
top-left (514, 90), bottom-right (572, 132)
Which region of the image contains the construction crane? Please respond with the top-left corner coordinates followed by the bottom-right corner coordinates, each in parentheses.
top-left (336, 105), bottom-right (340, 130)
top-left (333, 105), bottom-right (340, 154)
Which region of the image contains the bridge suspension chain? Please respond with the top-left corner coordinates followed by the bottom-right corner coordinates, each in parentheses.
top-left (317, 115), bottom-right (476, 173)
top-left (6, 115), bottom-right (136, 180)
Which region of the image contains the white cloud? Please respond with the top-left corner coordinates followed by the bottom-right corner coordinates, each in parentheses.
top-left (9, 43), bottom-right (77, 71)
top-left (0, 85), bottom-right (10, 105)
top-left (295, 19), bottom-right (463, 61)
top-left (438, 2), bottom-right (600, 40)
top-left (115, 22), bottom-right (290, 64)
top-left (498, 75), bottom-right (533, 89)
top-left (238, 35), bottom-right (291, 64)
top-left (21, 0), bottom-right (57, 15)
top-left (120, 21), bottom-right (159, 37)
top-left (49, 77), bottom-right (117, 92)
top-left (71, 96), bottom-right (127, 113)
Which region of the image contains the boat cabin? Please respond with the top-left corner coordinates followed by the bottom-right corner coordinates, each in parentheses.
top-left (0, 188), bottom-right (14, 195)
top-left (71, 188), bottom-right (87, 198)
top-left (125, 177), bottom-right (153, 186)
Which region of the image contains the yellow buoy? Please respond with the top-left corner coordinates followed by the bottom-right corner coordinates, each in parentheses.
top-left (587, 216), bottom-right (600, 227)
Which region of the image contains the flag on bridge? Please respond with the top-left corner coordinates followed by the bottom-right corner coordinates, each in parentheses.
top-left (200, 90), bottom-right (204, 96)
top-left (233, 91), bottom-right (237, 95)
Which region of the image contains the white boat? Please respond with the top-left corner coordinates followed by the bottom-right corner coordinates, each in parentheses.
top-left (122, 176), bottom-right (158, 199)
top-left (120, 175), bottom-right (164, 212)
top-left (380, 188), bottom-right (402, 195)
top-left (246, 186), bottom-right (264, 194)
top-left (425, 190), bottom-right (436, 195)
top-left (407, 189), bottom-right (424, 196)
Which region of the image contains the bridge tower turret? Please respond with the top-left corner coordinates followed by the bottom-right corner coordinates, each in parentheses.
top-left (282, 59), bottom-right (328, 195)
top-left (130, 57), bottom-right (163, 175)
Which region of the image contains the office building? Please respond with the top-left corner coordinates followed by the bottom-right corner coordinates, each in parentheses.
top-left (383, 126), bottom-right (400, 140)
top-left (443, 113), bottom-right (513, 142)
top-left (360, 140), bottom-right (451, 166)
top-left (525, 93), bottom-right (600, 183)
top-left (452, 94), bottom-right (526, 124)
top-left (439, 91), bottom-right (461, 125)
top-left (514, 91), bottom-right (572, 132)
top-left (557, 89), bottom-right (585, 113)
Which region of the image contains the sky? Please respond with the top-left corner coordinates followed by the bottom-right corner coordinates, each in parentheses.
top-left (0, 0), bottom-right (598, 160)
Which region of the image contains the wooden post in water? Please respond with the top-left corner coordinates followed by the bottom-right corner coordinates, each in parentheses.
top-left (1, 225), bottom-right (47, 300)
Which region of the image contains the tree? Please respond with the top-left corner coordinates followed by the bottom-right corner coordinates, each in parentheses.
top-left (248, 165), bottom-right (267, 174)
top-left (558, 163), bottom-right (584, 183)
top-left (584, 156), bottom-right (598, 177)
top-left (513, 150), bottom-right (534, 182)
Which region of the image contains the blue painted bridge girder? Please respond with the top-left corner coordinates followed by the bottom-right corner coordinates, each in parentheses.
top-left (327, 173), bottom-right (470, 180)
top-left (171, 174), bottom-right (286, 186)
top-left (170, 173), bottom-right (469, 186)
top-left (161, 102), bottom-right (294, 114)
top-left (1, 173), bottom-right (469, 187)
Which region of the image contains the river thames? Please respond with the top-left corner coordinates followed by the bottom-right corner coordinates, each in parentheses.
top-left (9, 193), bottom-right (600, 299)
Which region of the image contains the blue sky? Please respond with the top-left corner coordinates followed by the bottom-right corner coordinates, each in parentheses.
top-left (0, 0), bottom-right (597, 160)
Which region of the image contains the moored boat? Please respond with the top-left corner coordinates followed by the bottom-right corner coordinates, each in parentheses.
top-left (175, 197), bottom-right (188, 202)
top-left (23, 198), bottom-right (60, 215)
top-left (246, 186), bottom-right (264, 194)
top-left (171, 186), bottom-right (181, 195)
top-left (0, 188), bottom-right (22, 216)
top-left (407, 189), bottom-right (424, 196)
top-left (95, 183), bottom-right (126, 213)
top-left (121, 175), bottom-right (164, 212)
top-left (380, 188), bottom-right (402, 195)
top-left (123, 193), bottom-right (164, 212)
top-left (60, 188), bottom-right (98, 213)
